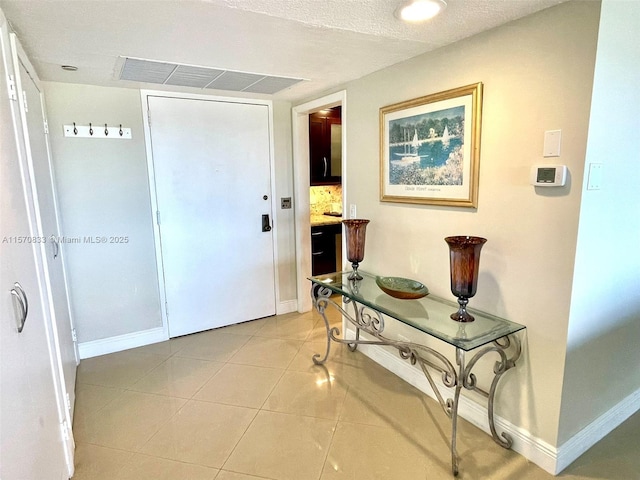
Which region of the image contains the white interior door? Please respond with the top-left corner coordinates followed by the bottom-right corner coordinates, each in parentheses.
top-left (148, 95), bottom-right (276, 337)
top-left (0, 20), bottom-right (69, 480)
top-left (17, 55), bottom-right (78, 419)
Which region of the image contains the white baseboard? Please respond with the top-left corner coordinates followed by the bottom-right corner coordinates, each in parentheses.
top-left (277, 299), bottom-right (298, 315)
top-left (78, 327), bottom-right (167, 359)
top-left (344, 327), bottom-right (640, 475)
top-left (78, 301), bottom-right (298, 359)
top-left (555, 387), bottom-right (640, 474)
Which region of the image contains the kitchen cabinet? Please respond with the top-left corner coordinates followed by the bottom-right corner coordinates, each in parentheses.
top-left (309, 106), bottom-right (341, 185)
top-left (311, 223), bottom-right (341, 276)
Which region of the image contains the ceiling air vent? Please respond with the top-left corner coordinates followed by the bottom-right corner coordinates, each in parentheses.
top-left (118, 57), bottom-right (304, 95)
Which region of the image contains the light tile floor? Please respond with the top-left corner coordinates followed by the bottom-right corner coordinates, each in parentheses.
top-left (72, 308), bottom-right (640, 479)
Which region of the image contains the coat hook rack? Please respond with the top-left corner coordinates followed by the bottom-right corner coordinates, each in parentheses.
top-left (63, 123), bottom-right (132, 139)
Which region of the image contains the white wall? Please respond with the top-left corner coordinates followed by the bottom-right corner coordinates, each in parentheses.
top-left (44, 83), bottom-right (297, 348)
top-left (308, 1), bottom-right (600, 447)
top-left (44, 83), bottom-right (163, 343)
top-left (559, 0), bottom-right (640, 445)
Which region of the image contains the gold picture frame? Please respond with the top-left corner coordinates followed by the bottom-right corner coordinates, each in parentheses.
top-left (380, 82), bottom-right (483, 208)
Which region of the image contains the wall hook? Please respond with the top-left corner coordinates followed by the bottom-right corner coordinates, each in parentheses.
top-left (64, 123), bottom-right (131, 139)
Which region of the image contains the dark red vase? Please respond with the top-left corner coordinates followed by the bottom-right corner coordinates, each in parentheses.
top-left (342, 219), bottom-right (370, 280)
top-left (445, 236), bottom-right (487, 322)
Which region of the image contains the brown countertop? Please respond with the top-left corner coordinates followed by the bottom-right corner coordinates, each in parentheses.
top-left (310, 214), bottom-right (343, 227)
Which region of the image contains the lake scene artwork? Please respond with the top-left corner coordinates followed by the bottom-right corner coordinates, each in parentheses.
top-left (388, 105), bottom-right (464, 186)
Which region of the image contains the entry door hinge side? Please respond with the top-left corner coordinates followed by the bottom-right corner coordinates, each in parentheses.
top-left (7, 74), bottom-right (17, 101)
top-left (21, 90), bottom-right (28, 112)
top-left (43, 119), bottom-right (49, 134)
top-left (65, 393), bottom-right (71, 412)
top-left (71, 328), bottom-right (78, 342)
top-left (165, 301), bottom-right (168, 317)
top-left (147, 109), bottom-right (151, 126)
top-left (156, 210), bottom-right (161, 225)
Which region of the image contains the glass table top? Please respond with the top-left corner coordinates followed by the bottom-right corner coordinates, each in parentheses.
top-left (309, 271), bottom-right (525, 351)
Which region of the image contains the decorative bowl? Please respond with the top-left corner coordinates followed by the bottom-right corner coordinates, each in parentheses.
top-left (375, 276), bottom-right (429, 300)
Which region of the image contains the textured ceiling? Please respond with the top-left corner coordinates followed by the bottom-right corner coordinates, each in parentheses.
top-left (0, 0), bottom-right (565, 101)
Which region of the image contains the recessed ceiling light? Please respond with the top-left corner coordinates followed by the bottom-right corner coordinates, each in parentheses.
top-left (396, 0), bottom-right (446, 22)
top-left (61, 65), bottom-right (78, 71)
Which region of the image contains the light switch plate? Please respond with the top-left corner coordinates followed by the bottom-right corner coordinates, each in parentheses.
top-left (543, 130), bottom-right (562, 157)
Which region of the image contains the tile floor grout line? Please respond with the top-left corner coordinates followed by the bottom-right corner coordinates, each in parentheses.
top-left (311, 345), bottom-right (358, 479)
top-left (187, 361), bottom-right (236, 401)
top-left (256, 367), bottom-right (288, 411)
top-left (211, 342), bottom-right (266, 474)
top-left (129, 393), bottom-right (189, 455)
top-left (216, 404), bottom-right (262, 474)
top-left (74, 440), bottom-right (137, 454)
top-left (135, 398), bottom-right (260, 470)
top-left (215, 467), bottom-right (279, 480)
top-left (123, 447), bottom-right (225, 470)
top-left (317, 416), bottom-right (341, 480)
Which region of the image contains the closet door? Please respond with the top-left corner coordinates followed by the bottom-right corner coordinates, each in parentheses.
top-left (15, 47), bottom-right (78, 419)
top-left (0, 18), bottom-right (71, 480)
top-left (147, 95), bottom-right (276, 337)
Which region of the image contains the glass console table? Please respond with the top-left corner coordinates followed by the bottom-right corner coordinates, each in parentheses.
top-left (309, 271), bottom-right (526, 476)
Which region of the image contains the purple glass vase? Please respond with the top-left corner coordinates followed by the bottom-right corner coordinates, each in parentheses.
top-left (445, 236), bottom-right (487, 322)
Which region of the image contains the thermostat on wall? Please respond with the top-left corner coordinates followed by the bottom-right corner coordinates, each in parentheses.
top-left (530, 165), bottom-right (567, 187)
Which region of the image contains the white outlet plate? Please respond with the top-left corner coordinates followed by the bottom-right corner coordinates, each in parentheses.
top-left (349, 204), bottom-right (357, 218)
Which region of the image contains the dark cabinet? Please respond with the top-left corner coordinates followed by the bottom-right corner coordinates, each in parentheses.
top-left (311, 223), bottom-right (341, 276)
top-left (310, 107), bottom-right (341, 185)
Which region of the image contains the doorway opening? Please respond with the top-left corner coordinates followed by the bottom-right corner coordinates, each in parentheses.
top-left (292, 91), bottom-right (346, 312)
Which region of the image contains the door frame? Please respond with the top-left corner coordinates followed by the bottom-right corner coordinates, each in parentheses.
top-left (140, 90), bottom-right (281, 338)
top-left (292, 90), bottom-right (347, 313)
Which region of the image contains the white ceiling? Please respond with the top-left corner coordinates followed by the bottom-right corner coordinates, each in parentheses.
top-left (0, 0), bottom-right (565, 102)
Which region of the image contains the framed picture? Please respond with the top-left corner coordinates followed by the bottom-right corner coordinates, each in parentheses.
top-left (380, 82), bottom-right (483, 208)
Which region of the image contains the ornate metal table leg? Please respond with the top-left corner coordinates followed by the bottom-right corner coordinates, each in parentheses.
top-left (461, 335), bottom-right (522, 449)
top-left (438, 337), bottom-right (521, 476)
top-left (347, 299), bottom-right (360, 352)
top-left (310, 283), bottom-right (335, 365)
top-left (450, 387), bottom-right (462, 475)
top-left (449, 349), bottom-right (465, 476)
top-left (309, 287), bottom-right (390, 365)
top-left (486, 336), bottom-right (521, 448)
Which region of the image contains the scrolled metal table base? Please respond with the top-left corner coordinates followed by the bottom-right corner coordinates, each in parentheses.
top-left (310, 283), bottom-right (521, 476)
